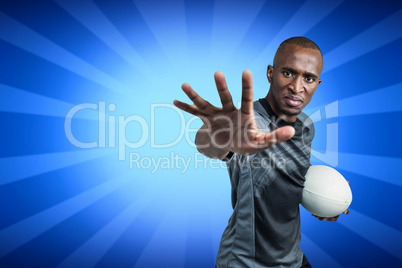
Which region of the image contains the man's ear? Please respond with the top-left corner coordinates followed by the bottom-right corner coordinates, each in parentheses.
top-left (267, 65), bottom-right (273, 84)
top-left (318, 78), bottom-right (322, 85)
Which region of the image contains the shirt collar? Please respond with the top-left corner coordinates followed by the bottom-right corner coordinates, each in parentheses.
top-left (258, 98), bottom-right (296, 127)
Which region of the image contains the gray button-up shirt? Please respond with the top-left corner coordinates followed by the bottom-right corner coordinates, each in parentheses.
top-left (216, 99), bottom-right (315, 268)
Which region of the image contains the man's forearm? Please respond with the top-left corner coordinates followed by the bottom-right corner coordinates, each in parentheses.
top-left (195, 124), bottom-right (230, 160)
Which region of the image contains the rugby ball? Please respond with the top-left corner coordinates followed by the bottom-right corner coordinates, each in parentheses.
top-left (301, 165), bottom-right (352, 217)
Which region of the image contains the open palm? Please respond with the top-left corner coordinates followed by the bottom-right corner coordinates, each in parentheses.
top-left (173, 70), bottom-right (295, 156)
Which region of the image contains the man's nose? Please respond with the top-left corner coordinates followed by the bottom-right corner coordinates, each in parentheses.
top-left (288, 76), bottom-right (304, 93)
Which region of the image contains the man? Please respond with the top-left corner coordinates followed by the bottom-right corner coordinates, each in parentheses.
top-left (173, 37), bottom-right (348, 267)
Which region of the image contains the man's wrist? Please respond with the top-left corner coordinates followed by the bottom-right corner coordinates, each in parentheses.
top-left (221, 151), bottom-right (234, 161)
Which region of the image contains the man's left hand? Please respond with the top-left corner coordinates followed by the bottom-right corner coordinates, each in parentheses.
top-left (312, 180), bottom-right (351, 221)
top-left (312, 209), bottom-right (349, 221)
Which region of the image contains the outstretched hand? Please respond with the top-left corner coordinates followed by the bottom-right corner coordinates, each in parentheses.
top-left (173, 70), bottom-right (295, 156)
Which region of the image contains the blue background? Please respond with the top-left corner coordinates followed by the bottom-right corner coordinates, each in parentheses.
top-left (1, 0), bottom-right (402, 267)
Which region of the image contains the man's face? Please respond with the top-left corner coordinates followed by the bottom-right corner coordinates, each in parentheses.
top-left (266, 44), bottom-right (323, 122)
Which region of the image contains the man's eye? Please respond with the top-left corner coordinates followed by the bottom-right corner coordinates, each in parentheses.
top-left (283, 71), bottom-right (292, 77)
top-left (305, 76), bottom-right (315, 83)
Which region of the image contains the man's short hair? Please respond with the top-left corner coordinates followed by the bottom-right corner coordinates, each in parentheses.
top-left (279, 36), bottom-right (321, 52)
top-left (275, 36), bottom-right (323, 67)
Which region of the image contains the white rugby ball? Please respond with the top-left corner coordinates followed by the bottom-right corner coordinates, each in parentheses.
top-left (302, 165), bottom-right (352, 217)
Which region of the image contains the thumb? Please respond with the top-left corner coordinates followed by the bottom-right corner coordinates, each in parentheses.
top-left (259, 126), bottom-right (295, 147)
top-left (271, 126), bottom-right (295, 143)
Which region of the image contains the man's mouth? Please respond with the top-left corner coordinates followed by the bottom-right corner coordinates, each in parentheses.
top-left (284, 97), bottom-right (302, 107)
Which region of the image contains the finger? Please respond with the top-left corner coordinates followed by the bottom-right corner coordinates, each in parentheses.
top-left (173, 100), bottom-right (201, 117)
top-left (312, 214), bottom-right (338, 221)
top-left (343, 209), bottom-right (350, 214)
top-left (312, 214), bottom-right (324, 221)
top-left (254, 126), bottom-right (295, 147)
top-left (181, 83), bottom-right (216, 114)
top-left (328, 216), bottom-right (339, 221)
top-left (214, 71), bottom-right (235, 111)
top-left (318, 216), bottom-right (338, 221)
top-left (241, 70), bottom-right (253, 115)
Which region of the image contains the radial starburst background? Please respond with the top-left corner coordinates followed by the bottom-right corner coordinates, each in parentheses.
top-left (1, 0), bottom-right (401, 267)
